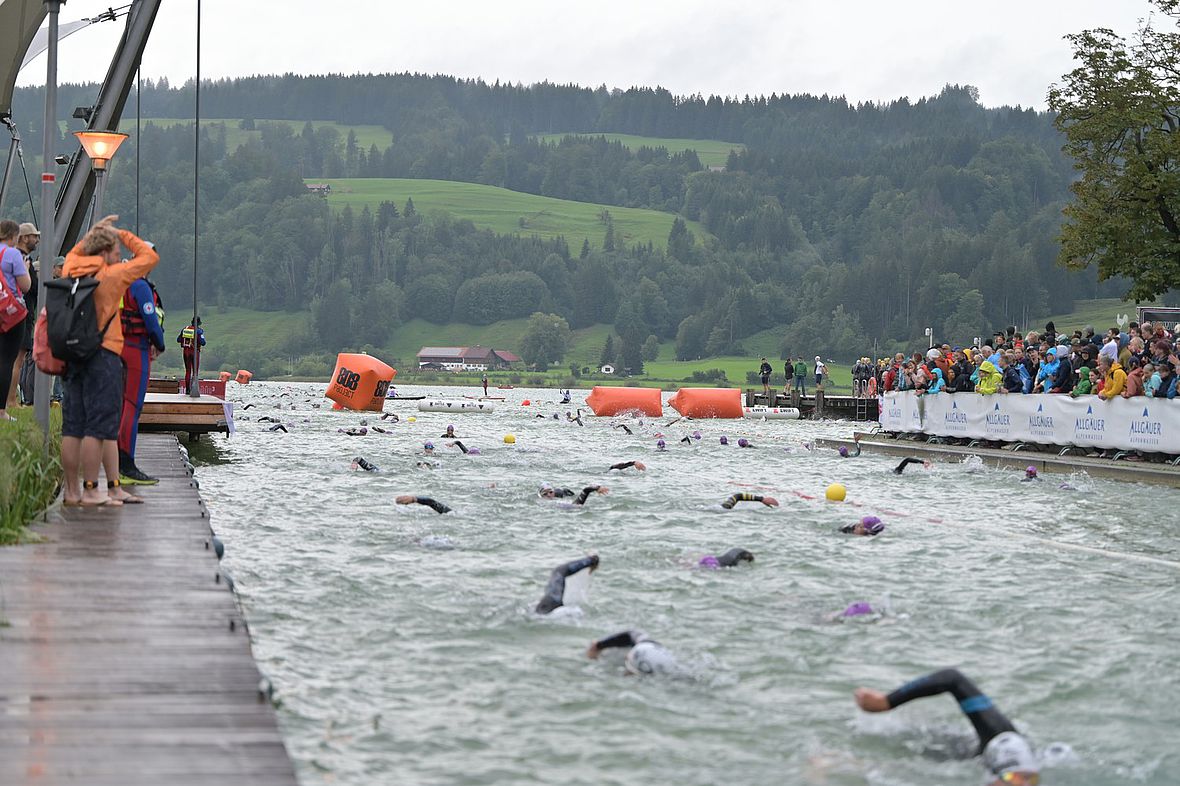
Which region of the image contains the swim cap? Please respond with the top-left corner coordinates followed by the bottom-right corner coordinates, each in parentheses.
top-left (539, 483), bottom-right (554, 494)
top-left (861, 516), bottom-right (884, 535)
top-left (424, 441), bottom-right (434, 450)
top-left (838, 446), bottom-right (849, 457)
top-left (1025, 465), bottom-right (1037, 478)
top-left (467, 447), bottom-right (481, 455)
top-left (657, 439), bottom-right (666, 449)
top-left (842, 602), bottom-right (873, 617)
top-left (698, 555), bottom-right (721, 569)
top-left (692, 431), bottom-right (701, 440)
top-left (737, 438), bottom-right (749, 447)
top-left (719, 435), bottom-right (729, 445)
top-left (446, 424), bottom-right (454, 431)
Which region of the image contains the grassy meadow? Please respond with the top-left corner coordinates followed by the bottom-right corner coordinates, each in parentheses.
top-left (316, 178), bottom-right (710, 250)
top-left (114, 118), bottom-right (393, 153)
top-left (533, 133), bottom-right (744, 168)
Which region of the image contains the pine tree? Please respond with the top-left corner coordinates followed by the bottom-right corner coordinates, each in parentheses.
top-left (599, 334), bottom-right (615, 368)
top-left (580, 238), bottom-right (591, 259)
top-left (404, 197), bottom-right (417, 218)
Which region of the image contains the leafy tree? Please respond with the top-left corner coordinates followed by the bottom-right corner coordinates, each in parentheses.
top-left (641, 334), bottom-right (660, 362)
top-left (943, 289), bottom-right (988, 345)
top-left (1049, 0), bottom-right (1180, 300)
top-left (519, 312), bottom-right (571, 370)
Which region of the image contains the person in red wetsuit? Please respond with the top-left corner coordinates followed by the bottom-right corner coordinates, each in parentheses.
top-left (176, 316), bottom-right (205, 393)
top-left (118, 278), bottom-right (166, 484)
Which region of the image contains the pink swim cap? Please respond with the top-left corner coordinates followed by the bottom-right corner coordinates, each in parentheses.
top-left (698, 556), bottom-right (721, 569)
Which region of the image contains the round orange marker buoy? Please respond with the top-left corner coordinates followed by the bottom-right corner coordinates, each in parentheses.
top-left (522, 399), bottom-right (531, 406)
top-left (325, 353), bottom-right (397, 411)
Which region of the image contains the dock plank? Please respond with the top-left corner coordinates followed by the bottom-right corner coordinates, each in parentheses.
top-left (0, 435), bottom-right (298, 785)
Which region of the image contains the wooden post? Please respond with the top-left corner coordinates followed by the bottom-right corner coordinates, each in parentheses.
top-left (815, 388), bottom-right (825, 419)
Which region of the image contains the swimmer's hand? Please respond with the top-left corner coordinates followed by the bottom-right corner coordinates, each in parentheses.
top-left (854, 688), bottom-right (890, 712)
top-left (586, 643), bottom-right (601, 659)
top-left (395, 495), bottom-right (416, 505)
top-left (597, 487), bottom-right (610, 495)
top-left (633, 462), bottom-right (646, 471)
top-left (761, 496), bottom-right (779, 507)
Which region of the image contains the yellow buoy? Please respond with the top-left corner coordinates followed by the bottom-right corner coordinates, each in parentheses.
top-left (504, 434), bottom-right (516, 444)
top-left (825, 483), bottom-right (846, 502)
top-left (408, 416), bottom-right (417, 423)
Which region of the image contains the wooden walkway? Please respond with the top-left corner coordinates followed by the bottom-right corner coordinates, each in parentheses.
top-left (0, 435), bottom-right (298, 785)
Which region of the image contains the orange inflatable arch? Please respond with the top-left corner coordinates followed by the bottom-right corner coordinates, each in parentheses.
top-left (668, 387), bottom-right (743, 418)
top-left (325, 353), bottom-right (397, 411)
top-left (585, 386), bottom-right (663, 417)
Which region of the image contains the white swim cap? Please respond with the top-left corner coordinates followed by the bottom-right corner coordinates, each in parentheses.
top-left (983, 731), bottom-right (1040, 776)
top-left (624, 640), bottom-right (673, 676)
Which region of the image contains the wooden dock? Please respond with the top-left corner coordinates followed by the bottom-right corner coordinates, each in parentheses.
top-left (138, 393), bottom-right (233, 439)
top-left (745, 388), bottom-right (879, 421)
top-left (0, 435), bottom-right (298, 785)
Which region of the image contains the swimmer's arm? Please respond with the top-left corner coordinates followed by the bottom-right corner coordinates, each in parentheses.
top-left (721, 493), bottom-right (779, 509)
top-left (574, 486), bottom-right (608, 505)
top-left (609, 461), bottom-right (646, 471)
top-left (588, 630), bottom-right (641, 658)
top-left (396, 495), bottom-right (452, 514)
top-left (448, 440), bottom-right (469, 454)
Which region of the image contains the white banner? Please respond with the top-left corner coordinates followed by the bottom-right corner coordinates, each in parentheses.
top-left (878, 391), bottom-right (1180, 453)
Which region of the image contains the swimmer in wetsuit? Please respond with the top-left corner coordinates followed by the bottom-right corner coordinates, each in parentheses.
top-left (698, 548), bottom-right (754, 568)
top-left (535, 555), bottom-right (599, 614)
top-left (539, 484), bottom-right (609, 504)
top-left (609, 460), bottom-right (646, 472)
top-left (855, 669), bottom-right (1041, 785)
top-left (720, 493), bottom-right (779, 509)
top-left (395, 495), bottom-right (452, 514)
top-left (838, 438), bottom-right (862, 458)
top-left (380, 412), bottom-right (399, 422)
top-left (442, 425), bottom-right (457, 439)
top-left (447, 440), bottom-right (470, 454)
top-left (267, 424), bottom-right (288, 433)
top-left (840, 515), bottom-right (884, 536)
top-left (587, 630), bottom-right (677, 676)
top-left (339, 427), bottom-right (368, 436)
top-left (893, 456), bottom-right (932, 474)
top-left (351, 457), bottom-right (379, 472)
top-left (614, 423), bottom-right (633, 435)
top-left (1022, 466), bottom-right (1041, 482)
top-left (566, 409), bottom-right (584, 426)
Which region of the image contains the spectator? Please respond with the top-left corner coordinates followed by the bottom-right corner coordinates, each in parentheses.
top-left (1143, 362), bottom-right (1160, 398)
top-left (1071, 366), bottom-right (1094, 397)
top-left (783, 356), bottom-right (794, 392)
top-left (8, 222), bottom-right (39, 408)
top-left (1122, 358), bottom-right (1144, 398)
top-left (1097, 355), bottom-right (1126, 401)
top-left (118, 276), bottom-right (166, 484)
top-left (975, 358), bottom-right (1001, 394)
top-left (793, 357), bottom-right (807, 395)
top-left (758, 357), bottom-right (772, 396)
top-left (814, 355), bottom-right (828, 390)
top-left (999, 353), bottom-right (1022, 394)
top-left (0, 219), bottom-right (31, 422)
top-left (60, 216), bottom-right (159, 506)
top-left (177, 316), bottom-right (206, 393)
top-left (1156, 363), bottom-right (1177, 399)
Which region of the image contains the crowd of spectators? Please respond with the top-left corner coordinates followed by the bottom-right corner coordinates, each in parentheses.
top-left (869, 321), bottom-right (1180, 400)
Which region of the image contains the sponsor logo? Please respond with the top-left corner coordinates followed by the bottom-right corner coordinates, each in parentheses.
top-left (942, 400), bottom-right (968, 433)
top-left (1028, 402), bottom-right (1055, 436)
top-left (1073, 404), bottom-right (1105, 442)
top-left (1129, 405), bottom-right (1163, 447)
top-left (986, 401), bottom-right (1011, 436)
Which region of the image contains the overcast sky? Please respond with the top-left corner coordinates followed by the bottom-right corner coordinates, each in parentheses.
top-left (17, 0), bottom-right (1161, 110)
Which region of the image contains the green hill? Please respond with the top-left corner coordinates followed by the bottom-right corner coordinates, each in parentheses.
top-left (533, 133), bottom-right (744, 168)
top-left (315, 178), bottom-right (710, 250)
top-left (116, 118), bottom-right (393, 152)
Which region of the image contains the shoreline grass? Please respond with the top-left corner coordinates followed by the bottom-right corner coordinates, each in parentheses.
top-left (1, 407), bottom-right (62, 545)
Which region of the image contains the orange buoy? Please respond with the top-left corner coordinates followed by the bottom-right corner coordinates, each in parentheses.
top-left (668, 388), bottom-right (743, 418)
top-left (218, 371), bottom-right (231, 382)
top-left (235, 369), bottom-right (253, 385)
top-left (522, 399), bottom-right (531, 406)
top-left (325, 353), bottom-right (397, 411)
top-left (585, 386), bottom-right (662, 417)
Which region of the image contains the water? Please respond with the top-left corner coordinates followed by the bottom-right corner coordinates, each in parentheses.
top-left (200, 383), bottom-right (1180, 785)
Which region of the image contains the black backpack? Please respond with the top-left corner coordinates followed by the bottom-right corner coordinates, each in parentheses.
top-left (44, 276), bottom-right (116, 363)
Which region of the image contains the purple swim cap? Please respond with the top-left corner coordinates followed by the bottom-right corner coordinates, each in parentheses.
top-left (720, 435), bottom-right (729, 445)
top-left (842, 602), bottom-right (874, 617)
top-left (657, 439), bottom-right (666, 449)
top-left (692, 430), bottom-right (701, 440)
top-left (698, 555), bottom-right (721, 569)
top-left (838, 446), bottom-right (849, 457)
top-left (467, 447), bottom-right (481, 455)
top-left (424, 441), bottom-right (434, 450)
top-left (860, 516), bottom-right (884, 535)
top-left (1025, 465), bottom-right (1038, 477)
top-left (737, 438), bottom-right (749, 447)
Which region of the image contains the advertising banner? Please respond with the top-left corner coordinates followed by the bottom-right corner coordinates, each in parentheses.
top-left (878, 391), bottom-right (1180, 453)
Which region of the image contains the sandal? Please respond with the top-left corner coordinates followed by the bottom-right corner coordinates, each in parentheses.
top-left (108, 479), bottom-right (143, 504)
top-left (80, 480), bottom-right (119, 506)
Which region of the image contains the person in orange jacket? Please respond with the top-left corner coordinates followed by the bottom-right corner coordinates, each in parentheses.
top-left (60, 216), bottom-right (159, 506)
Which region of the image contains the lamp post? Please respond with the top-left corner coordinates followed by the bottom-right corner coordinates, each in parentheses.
top-left (73, 131), bottom-right (128, 220)
top-left (34, 0), bottom-right (63, 441)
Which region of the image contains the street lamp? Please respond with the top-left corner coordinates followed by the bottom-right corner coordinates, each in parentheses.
top-left (73, 130), bottom-right (128, 219)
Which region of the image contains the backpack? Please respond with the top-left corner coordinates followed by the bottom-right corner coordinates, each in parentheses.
top-left (44, 276), bottom-right (116, 363)
top-left (0, 268), bottom-right (27, 333)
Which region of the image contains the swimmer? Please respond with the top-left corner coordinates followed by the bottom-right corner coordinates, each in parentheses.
top-left (380, 412), bottom-right (399, 422)
top-left (680, 436), bottom-right (693, 444)
top-left (267, 424), bottom-right (288, 433)
top-left (339, 427), bottom-right (367, 436)
top-left (566, 409), bottom-right (584, 426)
top-left (535, 555), bottom-right (599, 614)
top-left (656, 439), bottom-right (667, 451)
top-left (720, 493), bottom-right (779, 509)
top-left (442, 425), bottom-right (457, 438)
top-left (539, 484), bottom-right (609, 505)
top-left (1022, 465), bottom-right (1041, 482)
top-left (838, 439), bottom-right (862, 458)
top-left (614, 423), bottom-right (634, 435)
top-left (395, 495), bottom-right (452, 514)
top-left (447, 440), bottom-right (470, 454)
top-left (854, 669), bottom-right (1041, 785)
top-left (737, 438), bottom-right (754, 448)
top-left (371, 426), bottom-right (390, 434)
top-left (893, 456), bottom-right (932, 474)
top-left (608, 461), bottom-right (646, 472)
top-left (839, 601), bottom-right (874, 617)
top-left (351, 457), bottom-right (379, 472)
top-left (258, 416), bottom-right (281, 423)
top-left (840, 516), bottom-right (884, 536)
top-left (698, 548), bottom-right (754, 569)
top-left (720, 435), bottom-right (729, 445)
top-left (587, 630), bottom-right (677, 676)
top-left (241, 403), bottom-right (255, 410)
top-left (414, 461), bottom-right (438, 470)
top-left (422, 441), bottom-right (435, 455)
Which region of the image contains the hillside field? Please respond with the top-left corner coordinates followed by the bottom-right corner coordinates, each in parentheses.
top-left (315, 178), bottom-right (710, 250)
top-left (533, 132), bottom-right (744, 168)
top-left (115, 118), bottom-right (393, 152)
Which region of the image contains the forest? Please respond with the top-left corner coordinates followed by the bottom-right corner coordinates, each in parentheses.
top-left (4, 74), bottom-right (1137, 368)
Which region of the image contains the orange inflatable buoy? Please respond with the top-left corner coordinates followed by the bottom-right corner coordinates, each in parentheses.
top-left (668, 388), bottom-right (743, 418)
top-left (585, 386), bottom-right (662, 417)
top-left (235, 369), bottom-right (253, 385)
top-left (325, 353), bottom-right (397, 411)
top-left (218, 371), bottom-right (231, 382)
top-left (522, 399), bottom-right (531, 406)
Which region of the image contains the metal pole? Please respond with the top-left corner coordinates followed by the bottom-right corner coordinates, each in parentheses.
top-left (0, 127), bottom-right (18, 214)
top-left (189, 0), bottom-right (200, 397)
top-left (92, 168), bottom-right (106, 221)
top-left (34, 0), bottom-right (63, 440)
top-left (135, 68), bottom-right (140, 235)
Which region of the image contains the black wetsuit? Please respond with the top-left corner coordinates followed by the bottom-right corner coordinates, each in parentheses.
top-left (408, 497), bottom-right (451, 514)
top-left (573, 486), bottom-right (603, 505)
top-left (886, 669), bottom-right (1017, 753)
top-left (268, 424), bottom-right (288, 433)
top-left (353, 457), bottom-right (379, 472)
top-left (535, 555), bottom-right (599, 614)
top-left (381, 412), bottom-right (399, 421)
top-left (450, 440), bottom-right (469, 454)
top-left (716, 548), bottom-right (754, 566)
top-left (842, 443), bottom-right (862, 457)
top-left (615, 424), bottom-right (633, 435)
top-left (609, 461), bottom-right (640, 471)
top-left (721, 493), bottom-right (766, 509)
top-left (893, 457), bottom-right (926, 474)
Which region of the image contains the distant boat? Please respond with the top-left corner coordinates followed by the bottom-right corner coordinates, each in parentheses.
top-left (497, 385), bottom-right (514, 389)
top-left (388, 395), bottom-right (426, 401)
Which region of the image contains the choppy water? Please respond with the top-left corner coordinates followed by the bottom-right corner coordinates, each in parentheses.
top-left (199, 383), bottom-right (1180, 785)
